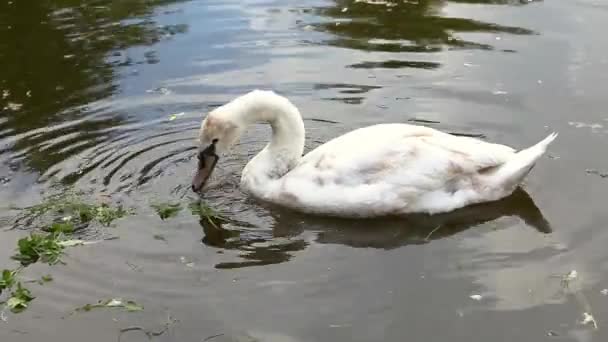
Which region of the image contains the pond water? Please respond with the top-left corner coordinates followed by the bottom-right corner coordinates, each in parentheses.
top-left (1, 0), bottom-right (608, 341)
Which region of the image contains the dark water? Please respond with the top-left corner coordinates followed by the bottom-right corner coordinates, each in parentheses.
top-left (1, 0), bottom-right (608, 340)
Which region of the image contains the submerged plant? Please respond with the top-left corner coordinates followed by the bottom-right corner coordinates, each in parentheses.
top-left (151, 202), bottom-right (182, 220)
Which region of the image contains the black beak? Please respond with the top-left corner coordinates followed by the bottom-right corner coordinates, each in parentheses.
top-left (192, 142), bottom-right (219, 193)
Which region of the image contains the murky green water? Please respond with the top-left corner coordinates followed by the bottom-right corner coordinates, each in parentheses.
top-left (1, 0), bottom-right (608, 340)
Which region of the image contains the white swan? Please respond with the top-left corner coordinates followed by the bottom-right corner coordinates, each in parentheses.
top-left (192, 90), bottom-right (557, 218)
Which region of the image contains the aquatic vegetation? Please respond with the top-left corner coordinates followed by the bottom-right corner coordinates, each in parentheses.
top-left (16, 191), bottom-right (131, 229)
top-left (581, 312), bottom-right (598, 329)
top-left (6, 283), bottom-right (35, 314)
top-left (12, 233), bottom-right (65, 267)
top-left (151, 202), bottom-right (182, 220)
top-left (94, 204), bottom-right (130, 226)
top-left (1, 230), bottom-right (82, 315)
top-left (0, 269), bottom-right (17, 294)
top-left (3, 193), bottom-right (230, 315)
top-left (153, 234), bottom-right (167, 242)
top-left (469, 294), bottom-right (483, 301)
top-left (45, 222), bottom-right (75, 234)
top-left (75, 298), bottom-right (144, 313)
top-left (189, 200), bottom-right (227, 228)
top-left (585, 169), bottom-right (608, 179)
top-left (39, 275), bottom-right (53, 284)
top-left (168, 112), bottom-right (185, 121)
top-left (1, 191), bottom-right (136, 315)
top-left (0, 270), bottom-right (37, 314)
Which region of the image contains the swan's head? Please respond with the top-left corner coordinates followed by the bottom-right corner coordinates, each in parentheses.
top-left (192, 111), bottom-right (244, 193)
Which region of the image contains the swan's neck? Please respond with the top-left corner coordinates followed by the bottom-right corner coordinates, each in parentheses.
top-left (229, 91), bottom-right (305, 196)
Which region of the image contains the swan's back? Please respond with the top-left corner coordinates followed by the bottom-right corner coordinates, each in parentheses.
top-left (265, 124), bottom-right (549, 217)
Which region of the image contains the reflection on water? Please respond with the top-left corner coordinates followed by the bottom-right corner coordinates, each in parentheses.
top-left (0, 0), bottom-right (188, 177)
top-left (199, 188), bottom-right (549, 268)
top-left (1, 0), bottom-right (608, 341)
top-left (311, 0), bottom-right (536, 56)
top-left (0, 0), bottom-right (542, 189)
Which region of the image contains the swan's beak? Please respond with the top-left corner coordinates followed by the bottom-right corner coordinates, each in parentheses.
top-left (192, 143), bottom-right (219, 193)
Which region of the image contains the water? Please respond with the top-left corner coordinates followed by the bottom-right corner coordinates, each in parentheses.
top-left (1, 0), bottom-right (608, 340)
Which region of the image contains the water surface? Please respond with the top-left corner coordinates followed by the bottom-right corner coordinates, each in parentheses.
top-left (1, 0), bottom-right (608, 341)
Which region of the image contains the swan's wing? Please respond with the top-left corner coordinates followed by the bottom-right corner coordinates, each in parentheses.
top-left (417, 133), bottom-right (516, 172)
top-left (291, 124), bottom-right (515, 188)
top-left (274, 124), bottom-right (519, 216)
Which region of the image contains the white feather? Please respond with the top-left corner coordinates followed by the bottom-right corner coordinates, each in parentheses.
top-left (198, 90), bottom-right (557, 218)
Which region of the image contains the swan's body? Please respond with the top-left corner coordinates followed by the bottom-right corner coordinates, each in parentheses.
top-left (193, 90), bottom-right (556, 218)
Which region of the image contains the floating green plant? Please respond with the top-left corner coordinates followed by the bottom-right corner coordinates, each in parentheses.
top-left (151, 202), bottom-right (182, 220)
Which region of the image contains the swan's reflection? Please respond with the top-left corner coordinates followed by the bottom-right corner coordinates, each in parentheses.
top-left (196, 187), bottom-right (550, 268)
top-left (303, 187), bottom-right (551, 249)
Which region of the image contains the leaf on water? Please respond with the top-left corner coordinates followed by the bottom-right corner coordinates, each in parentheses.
top-left (581, 312), bottom-right (598, 329)
top-left (188, 201), bottom-right (227, 228)
top-left (78, 303), bottom-right (95, 312)
top-left (6, 193), bottom-right (135, 314)
top-left (1, 269), bottom-right (16, 283)
top-left (151, 203), bottom-right (182, 220)
top-left (0, 269), bottom-right (17, 292)
top-left (105, 298), bottom-right (124, 307)
top-left (308, 118), bottom-right (340, 124)
top-left (469, 294), bottom-right (483, 301)
top-left (12, 233), bottom-right (65, 266)
top-left (17, 192), bottom-right (132, 229)
top-left (124, 300), bottom-right (144, 312)
top-left (449, 132), bottom-right (487, 139)
top-left (41, 275), bottom-right (53, 283)
top-left (168, 112), bottom-right (185, 121)
top-left (75, 298), bottom-right (143, 313)
top-left (153, 234), bottom-right (167, 242)
top-left (566, 270), bottom-right (578, 281)
top-left (407, 118), bottom-right (440, 124)
top-left (558, 270), bottom-right (580, 289)
top-left (586, 169), bottom-right (608, 178)
top-left (94, 204), bottom-right (129, 226)
top-left (4, 102), bottom-right (23, 111)
top-left (6, 297), bottom-right (26, 313)
top-left (47, 222), bottom-right (75, 234)
top-left (7, 283), bottom-right (35, 314)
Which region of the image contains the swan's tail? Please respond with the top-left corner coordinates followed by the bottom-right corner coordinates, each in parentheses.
top-left (487, 132), bottom-right (558, 191)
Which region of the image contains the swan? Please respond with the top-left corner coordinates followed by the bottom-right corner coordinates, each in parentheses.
top-left (192, 90), bottom-right (557, 218)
